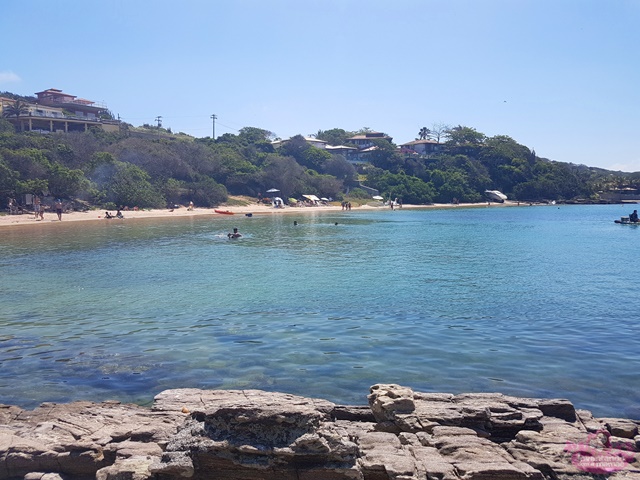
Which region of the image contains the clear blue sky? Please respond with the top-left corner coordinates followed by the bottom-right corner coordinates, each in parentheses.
top-left (2, 0), bottom-right (639, 171)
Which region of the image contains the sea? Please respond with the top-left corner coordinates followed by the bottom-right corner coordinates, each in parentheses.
top-left (1, 203), bottom-right (639, 419)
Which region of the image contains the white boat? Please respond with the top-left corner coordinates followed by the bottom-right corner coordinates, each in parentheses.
top-left (485, 190), bottom-right (507, 203)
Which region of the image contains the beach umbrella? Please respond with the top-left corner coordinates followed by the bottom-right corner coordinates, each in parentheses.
top-left (266, 188), bottom-right (280, 193)
top-left (321, 197), bottom-right (329, 201)
top-left (372, 195), bottom-right (384, 200)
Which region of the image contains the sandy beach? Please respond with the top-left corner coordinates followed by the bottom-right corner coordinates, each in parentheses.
top-left (0, 200), bottom-right (518, 229)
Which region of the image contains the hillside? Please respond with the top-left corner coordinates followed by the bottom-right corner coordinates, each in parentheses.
top-left (1, 113), bottom-right (638, 212)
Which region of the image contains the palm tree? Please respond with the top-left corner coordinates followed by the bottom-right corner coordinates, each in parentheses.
top-left (2, 100), bottom-right (30, 131)
top-left (418, 127), bottom-right (430, 140)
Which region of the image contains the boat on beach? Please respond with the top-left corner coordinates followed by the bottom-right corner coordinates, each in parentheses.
top-left (485, 190), bottom-right (507, 203)
top-left (215, 209), bottom-right (234, 215)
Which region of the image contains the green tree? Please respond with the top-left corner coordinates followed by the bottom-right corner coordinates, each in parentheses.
top-left (368, 138), bottom-right (404, 172)
top-left (315, 128), bottom-right (353, 146)
top-left (445, 125), bottom-right (485, 146)
top-left (418, 127), bottom-right (430, 140)
top-left (48, 163), bottom-right (87, 198)
top-left (0, 118), bottom-right (15, 134)
top-left (0, 158), bottom-right (19, 199)
top-left (2, 100), bottom-right (29, 130)
top-left (104, 161), bottom-right (165, 208)
top-left (259, 155), bottom-right (305, 200)
top-left (187, 175), bottom-right (228, 207)
top-left (324, 155), bottom-right (357, 183)
top-left (15, 178), bottom-right (49, 196)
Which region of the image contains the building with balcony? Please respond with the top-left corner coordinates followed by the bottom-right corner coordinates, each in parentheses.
top-left (0, 88), bottom-right (119, 134)
top-left (346, 131), bottom-right (393, 149)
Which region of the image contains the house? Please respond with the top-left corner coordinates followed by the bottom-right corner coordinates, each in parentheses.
top-left (325, 144), bottom-right (361, 164)
top-left (400, 139), bottom-right (442, 157)
top-left (271, 136), bottom-right (328, 149)
top-left (1, 88), bottom-right (119, 133)
top-left (346, 131), bottom-right (393, 149)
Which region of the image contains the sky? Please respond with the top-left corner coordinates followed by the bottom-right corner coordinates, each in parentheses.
top-left (2, 0), bottom-right (639, 171)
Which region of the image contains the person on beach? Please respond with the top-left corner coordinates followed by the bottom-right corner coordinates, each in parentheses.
top-left (630, 210), bottom-right (638, 223)
top-left (33, 196), bottom-right (41, 220)
top-left (105, 211), bottom-right (113, 219)
top-left (55, 199), bottom-right (63, 220)
top-left (116, 209), bottom-right (124, 219)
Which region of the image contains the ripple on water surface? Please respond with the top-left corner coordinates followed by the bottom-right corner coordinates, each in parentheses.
top-left (0, 205), bottom-right (639, 418)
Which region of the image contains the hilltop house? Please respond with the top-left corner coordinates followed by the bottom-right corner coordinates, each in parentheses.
top-left (346, 131), bottom-right (393, 149)
top-left (0, 88), bottom-right (119, 133)
top-left (271, 136), bottom-right (329, 149)
top-left (400, 139), bottom-right (442, 157)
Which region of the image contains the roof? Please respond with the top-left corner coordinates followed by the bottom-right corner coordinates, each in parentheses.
top-left (348, 132), bottom-right (390, 140)
top-left (325, 145), bottom-right (357, 151)
top-left (304, 136), bottom-right (327, 144)
top-left (402, 139), bottom-right (439, 146)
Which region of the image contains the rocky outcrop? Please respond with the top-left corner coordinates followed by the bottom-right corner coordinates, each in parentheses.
top-left (0, 384), bottom-right (638, 480)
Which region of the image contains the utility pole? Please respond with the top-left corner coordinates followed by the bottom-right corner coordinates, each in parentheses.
top-left (210, 114), bottom-right (217, 140)
top-left (155, 116), bottom-right (162, 136)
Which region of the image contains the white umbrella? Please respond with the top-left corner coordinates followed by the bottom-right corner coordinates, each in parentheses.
top-left (266, 188), bottom-right (280, 193)
top-left (321, 197), bottom-right (329, 201)
top-left (372, 195), bottom-right (384, 200)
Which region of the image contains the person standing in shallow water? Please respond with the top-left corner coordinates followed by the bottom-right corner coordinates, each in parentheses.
top-left (55, 199), bottom-right (63, 221)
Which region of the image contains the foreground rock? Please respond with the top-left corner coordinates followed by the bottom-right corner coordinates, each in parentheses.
top-left (0, 384), bottom-right (638, 479)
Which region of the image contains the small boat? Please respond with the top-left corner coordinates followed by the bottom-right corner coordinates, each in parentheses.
top-left (215, 209), bottom-right (234, 215)
top-left (614, 216), bottom-right (639, 225)
top-left (485, 190), bottom-right (507, 203)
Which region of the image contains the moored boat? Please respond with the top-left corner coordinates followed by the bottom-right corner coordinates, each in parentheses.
top-left (614, 216), bottom-right (640, 225)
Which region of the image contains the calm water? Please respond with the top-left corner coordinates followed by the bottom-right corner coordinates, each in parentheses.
top-left (1, 204), bottom-right (639, 418)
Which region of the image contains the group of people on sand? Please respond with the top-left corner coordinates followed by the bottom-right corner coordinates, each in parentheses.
top-left (7, 196), bottom-right (59, 220)
top-left (104, 209), bottom-right (124, 219)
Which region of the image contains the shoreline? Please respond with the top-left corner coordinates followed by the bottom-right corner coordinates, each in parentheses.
top-left (0, 200), bottom-right (521, 229)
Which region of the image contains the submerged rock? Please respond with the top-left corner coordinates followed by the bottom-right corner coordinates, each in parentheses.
top-left (0, 384), bottom-right (638, 480)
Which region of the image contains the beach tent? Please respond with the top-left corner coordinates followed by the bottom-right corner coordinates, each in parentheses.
top-left (272, 196), bottom-right (284, 208)
top-left (266, 188), bottom-right (280, 193)
top-left (372, 195), bottom-right (384, 200)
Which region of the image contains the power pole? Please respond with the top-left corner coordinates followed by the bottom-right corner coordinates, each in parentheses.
top-left (210, 114), bottom-right (217, 140)
top-left (155, 116), bottom-right (162, 136)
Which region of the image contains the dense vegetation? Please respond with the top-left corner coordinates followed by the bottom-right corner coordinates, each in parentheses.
top-left (1, 106), bottom-right (638, 210)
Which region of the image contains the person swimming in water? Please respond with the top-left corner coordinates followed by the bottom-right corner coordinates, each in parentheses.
top-left (227, 227), bottom-right (242, 239)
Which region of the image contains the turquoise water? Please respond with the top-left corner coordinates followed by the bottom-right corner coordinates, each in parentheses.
top-left (1, 204), bottom-right (639, 418)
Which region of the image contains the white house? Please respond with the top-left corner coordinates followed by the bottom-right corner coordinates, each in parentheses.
top-left (400, 139), bottom-right (442, 156)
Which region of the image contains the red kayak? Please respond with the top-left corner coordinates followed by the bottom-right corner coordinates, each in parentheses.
top-left (215, 209), bottom-right (234, 215)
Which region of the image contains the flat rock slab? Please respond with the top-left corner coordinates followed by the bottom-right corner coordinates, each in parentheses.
top-left (0, 384), bottom-right (638, 480)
